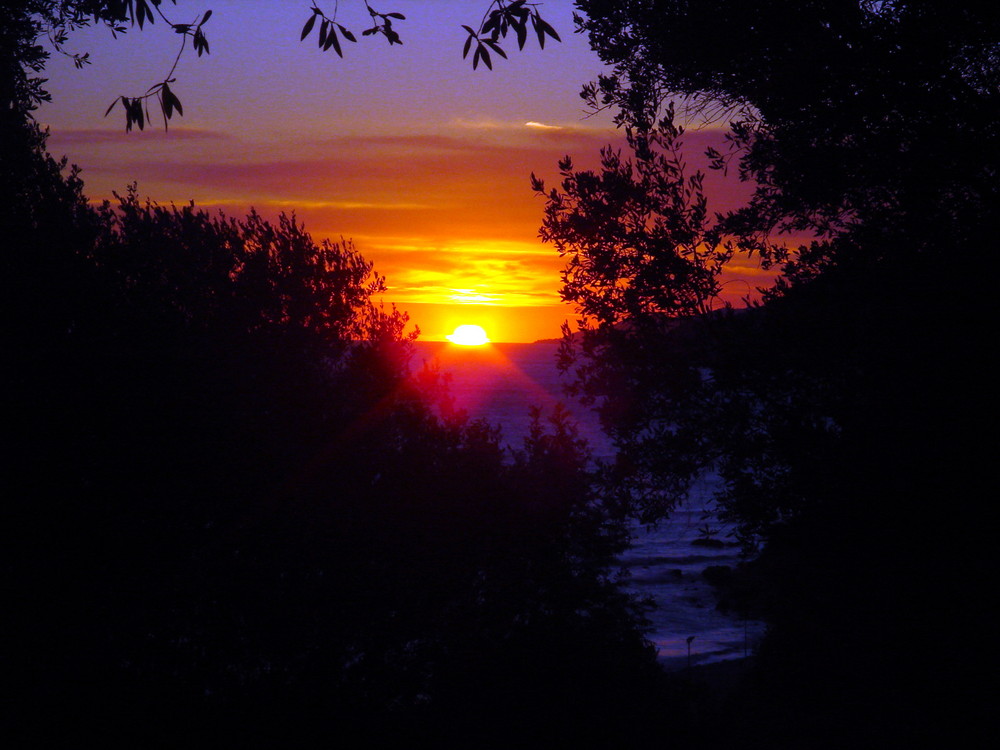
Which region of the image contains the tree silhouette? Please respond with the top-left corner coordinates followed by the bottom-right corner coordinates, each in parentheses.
top-left (2, 43), bottom-right (674, 749)
top-left (3, 152), bottom-right (674, 743)
top-left (539, 2), bottom-right (997, 745)
top-left (575, 0), bottom-right (998, 260)
top-left (532, 113), bottom-right (725, 328)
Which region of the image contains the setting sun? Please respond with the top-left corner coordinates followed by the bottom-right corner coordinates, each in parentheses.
top-left (446, 324), bottom-right (490, 346)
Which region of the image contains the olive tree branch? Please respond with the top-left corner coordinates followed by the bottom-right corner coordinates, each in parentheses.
top-left (103, 7), bottom-right (212, 131)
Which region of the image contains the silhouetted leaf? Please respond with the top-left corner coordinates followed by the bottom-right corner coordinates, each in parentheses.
top-left (532, 14), bottom-right (545, 49)
top-left (130, 98), bottom-right (145, 130)
top-left (166, 84), bottom-right (182, 116)
top-left (386, 12), bottom-right (405, 20)
top-left (327, 26), bottom-right (342, 57)
top-left (301, 13), bottom-right (316, 40)
top-left (318, 19), bottom-right (328, 48)
top-left (515, 19), bottom-right (528, 50)
top-left (539, 18), bottom-right (560, 42)
top-left (338, 24), bottom-right (356, 43)
top-left (193, 28), bottom-right (209, 56)
top-left (162, 82), bottom-right (174, 118)
top-left (480, 44), bottom-right (492, 70)
top-left (484, 39), bottom-right (507, 59)
top-left (104, 96), bottom-right (122, 118)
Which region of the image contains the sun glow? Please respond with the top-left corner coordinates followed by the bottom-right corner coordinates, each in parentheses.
top-left (446, 324), bottom-right (490, 346)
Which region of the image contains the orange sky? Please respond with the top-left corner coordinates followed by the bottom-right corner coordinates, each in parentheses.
top-left (38, 1), bottom-right (773, 341)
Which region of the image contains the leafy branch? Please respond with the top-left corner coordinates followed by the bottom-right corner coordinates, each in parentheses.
top-left (300, 2), bottom-right (405, 57)
top-left (462, 1), bottom-right (560, 71)
top-left (86, 1), bottom-right (560, 132)
top-left (103, 3), bottom-right (213, 131)
top-left (299, 1), bottom-right (561, 70)
top-left (46, 25), bottom-right (91, 71)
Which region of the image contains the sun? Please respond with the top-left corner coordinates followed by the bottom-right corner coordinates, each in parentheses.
top-left (446, 324), bottom-right (490, 346)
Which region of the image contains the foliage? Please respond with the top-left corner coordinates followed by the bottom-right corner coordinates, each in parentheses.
top-left (300, 0), bottom-right (562, 70)
top-left (532, 113), bottom-right (732, 522)
top-left (2, 117), bottom-right (669, 746)
top-left (574, 0), bottom-right (1000, 263)
top-left (0, 1), bottom-right (203, 130)
top-left (461, 0), bottom-right (561, 70)
top-left (2, 1), bottom-right (563, 131)
top-left (300, 1), bottom-right (404, 56)
top-left (564, 0), bottom-right (998, 560)
top-left (92, 187), bottom-right (403, 346)
top-left (532, 112), bottom-right (726, 329)
top-left (1, 5), bottom-right (674, 740)
top-left (539, 1), bottom-right (997, 743)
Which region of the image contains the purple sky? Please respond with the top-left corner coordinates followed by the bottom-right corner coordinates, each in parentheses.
top-left (38, 1), bottom-right (766, 341)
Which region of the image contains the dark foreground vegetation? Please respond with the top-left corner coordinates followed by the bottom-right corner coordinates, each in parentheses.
top-left (0, 121), bottom-right (690, 745)
top-left (4, 2), bottom-right (997, 747)
top-left (536, 1), bottom-right (996, 746)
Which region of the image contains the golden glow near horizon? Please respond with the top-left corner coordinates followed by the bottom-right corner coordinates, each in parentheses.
top-left (37, 2), bottom-right (772, 342)
top-left (446, 324), bottom-right (490, 346)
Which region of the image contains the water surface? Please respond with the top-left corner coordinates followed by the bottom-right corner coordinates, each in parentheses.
top-left (411, 340), bottom-right (763, 667)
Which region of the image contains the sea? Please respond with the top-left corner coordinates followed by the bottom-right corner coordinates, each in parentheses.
top-left (411, 340), bottom-right (764, 669)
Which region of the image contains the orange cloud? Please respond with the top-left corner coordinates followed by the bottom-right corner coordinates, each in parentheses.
top-left (43, 126), bottom-right (233, 144)
top-left (52, 124), bottom-right (768, 342)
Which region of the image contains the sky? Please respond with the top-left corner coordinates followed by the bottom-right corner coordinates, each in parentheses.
top-left (38, 0), bottom-right (770, 342)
